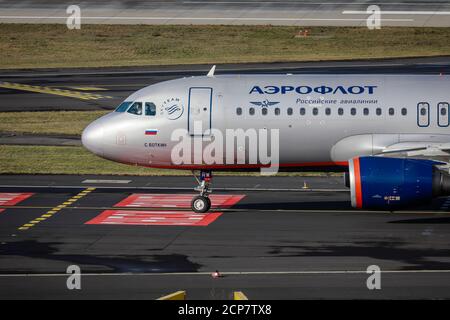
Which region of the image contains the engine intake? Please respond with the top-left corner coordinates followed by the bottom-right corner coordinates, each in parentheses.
top-left (348, 156), bottom-right (450, 209)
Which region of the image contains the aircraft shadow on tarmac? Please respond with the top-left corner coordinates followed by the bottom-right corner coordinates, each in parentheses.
top-left (3, 239), bottom-right (450, 273)
top-left (388, 217), bottom-right (450, 224)
top-left (268, 241), bottom-right (450, 270)
top-left (0, 240), bottom-right (202, 273)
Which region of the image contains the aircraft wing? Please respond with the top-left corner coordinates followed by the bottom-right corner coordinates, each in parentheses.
top-left (331, 134), bottom-right (450, 166)
top-left (377, 142), bottom-right (450, 165)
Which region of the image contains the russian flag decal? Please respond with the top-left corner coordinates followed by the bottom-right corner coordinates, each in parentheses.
top-left (145, 129), bottom-right (158, 135)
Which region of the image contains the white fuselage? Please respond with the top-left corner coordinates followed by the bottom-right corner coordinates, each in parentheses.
top-left (81, 74), bottom-right (450, 170)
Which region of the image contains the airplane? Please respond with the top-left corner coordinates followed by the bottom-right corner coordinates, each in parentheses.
top-left (82, 66), bottom-right (450, 213)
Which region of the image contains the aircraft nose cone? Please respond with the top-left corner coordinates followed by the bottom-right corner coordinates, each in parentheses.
top-left (81, 121), bottom-right (104, 156)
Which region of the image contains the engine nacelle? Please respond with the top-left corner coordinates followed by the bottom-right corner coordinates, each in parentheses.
top-left (348, 156), bottom-right (450, 209)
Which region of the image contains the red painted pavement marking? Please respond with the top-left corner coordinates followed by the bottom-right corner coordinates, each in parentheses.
top-left (114, 194), bottom-right (245, 208)
top-left (0, 193), bottom-right (34, 206)
top-left (85, 210), bottom-right (222, 226)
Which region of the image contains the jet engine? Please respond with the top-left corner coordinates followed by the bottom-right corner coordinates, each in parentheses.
top-left (346, 156), bottom-right (450, 209)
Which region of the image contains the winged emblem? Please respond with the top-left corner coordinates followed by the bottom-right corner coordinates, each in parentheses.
top-left (250, 99), bottom-right (279, 108)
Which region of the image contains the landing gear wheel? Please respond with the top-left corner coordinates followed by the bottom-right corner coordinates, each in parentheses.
top-left (191, 195), bottom-right (211, 213)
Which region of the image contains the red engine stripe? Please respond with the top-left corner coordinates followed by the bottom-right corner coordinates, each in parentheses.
top-left (353, 158), bottom-right (363, 209)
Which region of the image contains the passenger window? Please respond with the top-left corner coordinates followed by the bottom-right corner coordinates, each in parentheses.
top-left (262, 108), bottom-right (268, 116)
top-left (351, 108), bottom-right (356, 116)
top-left (115, 101), bottom-right (132, 112)
top-left (325, 108), bottom-right (331, 115)
top-left (287, 108), bottom-right (293, 115)
top-left (236, 107), bottom-right (242, 115)
top-left (274, 108), bottom-right (280, 116)
top-left (417, 102), bottom-right (430, 127)
top-left (127, 102), bottom-right (142, 115)
top-left (363, 108), bottom-right (369, 115)
top-left (438, 102), bottom-right (449, 127)
top-left (338, 108), bottom-right (344, 115)
top-left (145, 102), bottom-right (156, 116)
top-left (401, 108), bottom-right (407, 116)
top-left (389, 108), bottom-right (395, 116)
top-left (300, 108), bottom-right (306, 115)
top-left (312, 108), bottom-right (318, 116)
top-left (249, 107), bottom-right (255, 115)
top-left (376, 108), bottom-right (382, 116)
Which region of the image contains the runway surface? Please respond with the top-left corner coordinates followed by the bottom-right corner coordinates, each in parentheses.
top-left (0, 0), bottom-right (449, 26)
top-left (1, 175), bottom-right (450, 299)
top-left (1, 56), bottom-right (449, 113)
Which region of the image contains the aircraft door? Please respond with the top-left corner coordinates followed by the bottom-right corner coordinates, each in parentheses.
top-left (188, 87), bottom-right (212, 136)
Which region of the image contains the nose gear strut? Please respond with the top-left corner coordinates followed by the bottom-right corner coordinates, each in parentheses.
top-left (191, 170), bottom-right (212, 213)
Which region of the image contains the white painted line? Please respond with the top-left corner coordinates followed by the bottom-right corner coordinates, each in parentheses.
top-left (1, 269), bottom-right (450, 277)
top-left (343, 10), bottom-right (450, 15)
top-left (0, 184), bottom-right (349, 192)
top-left (82, 179), bottom-right (131, 184)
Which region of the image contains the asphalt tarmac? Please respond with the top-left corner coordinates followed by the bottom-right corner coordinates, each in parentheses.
top-left (1, 56), bottom-right (449, 112)
top-left (0, 0), bottom-right (449, 26)
top-left (1, 175), bottom-right (450, 299)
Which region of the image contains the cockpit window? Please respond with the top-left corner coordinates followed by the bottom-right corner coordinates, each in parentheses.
top-left (145, 102), bottom-right (156, 116)
top-left (115, 101), bottom-right (132, 112)
top-left (127, 102), bottom-right (143, 115)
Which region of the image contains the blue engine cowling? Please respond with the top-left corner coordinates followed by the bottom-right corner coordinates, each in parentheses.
top-left (347, 156), bottom-right (450, 209)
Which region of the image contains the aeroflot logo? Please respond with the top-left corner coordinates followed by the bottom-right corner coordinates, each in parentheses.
top-left (249, 85), bottom-right (377, 95)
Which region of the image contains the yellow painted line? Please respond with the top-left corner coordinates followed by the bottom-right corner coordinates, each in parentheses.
top-left (68, 86), bottom-right (108, 91)
top-left (157, 291), bottom-right (186, 300)
top-left (233, 291), bottom-right (249, 300)
top-left (18, 188), bottom-right (96, 231)
top-left (0, 81), bottom-right (112, 100)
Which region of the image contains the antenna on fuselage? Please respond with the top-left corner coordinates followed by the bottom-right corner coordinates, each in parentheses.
top-left (207, 65), bottom-right (216, 77)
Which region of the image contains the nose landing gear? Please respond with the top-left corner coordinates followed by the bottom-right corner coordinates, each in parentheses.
top-left (191, 170), bottom-right (212, 213)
